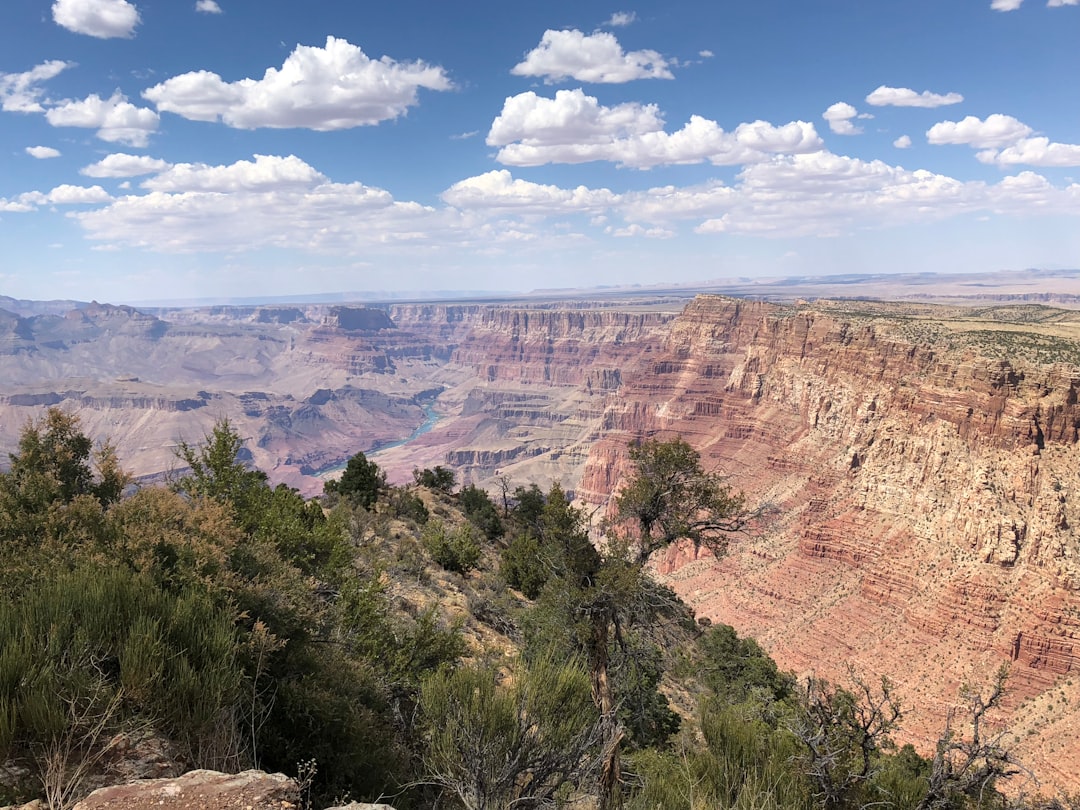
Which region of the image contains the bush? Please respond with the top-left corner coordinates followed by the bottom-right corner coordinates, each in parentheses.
top-left (324, 451), bottom-right (385, 510)
top-left (386, 487), bottom-right (430, 525)
top-left (458, 484), bottom-right (504, 541)
top-left (501, 532), bottom-right (548, 598)
top-left (419, 653), bottom-right (601, 809)
top-left (413, 466), bottom-right (455, 492)
top-left (421, 520), bottom-right (481, 574)
top-left (0, 564), bottom-right (245, 787)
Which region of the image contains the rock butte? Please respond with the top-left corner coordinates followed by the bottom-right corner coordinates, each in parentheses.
top-left (2, 291), bottom-right (1080, 792)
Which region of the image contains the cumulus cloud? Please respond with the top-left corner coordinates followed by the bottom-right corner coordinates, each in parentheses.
top-left (16, 146), bottom-right (1080, 258)
top-left (488, 90), bottom-right (822, 169)
top-left (511, 30), bottom-right (672, 83)
top-left (606, 11), bottom-right (637, 26)
top-left (926, 114), bottom-right (1033, 148)
top-left (52, 0), bottom-right (139, 38)
top-left (977, 136), bottom-right (1080, 166)
top-left (45, 91), bottom-right (159, 146)
top-left (46, 184), bottom-right (112, 204)
top-left (685, 154), bottom-right (1050, 236)
top-left (893, 135), bottom-right (912, 149)
top-left (823, 102), bottom-right (861, 135)
top-left (143, 36), bottom-right (451, 130)
top-left (26, 146), bottom-right (62, 159)
top-left (0, 61), bottom-right (72, 113)
top-left (80, 153), bottom-right (171, 177)
top-left (64, 154), bottom-right (491, 253)
top-left (195, 0), bottom-right (221, 12)
top-left (442, 170), bottom-right (617, 212)
top-left (866, 86), bottom-right (963, 108)
top-left (142, 154), bottom-right (326, 192)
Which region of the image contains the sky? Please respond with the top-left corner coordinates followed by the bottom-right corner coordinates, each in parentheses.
top-left (1, 0), bottom-right (1079, 304)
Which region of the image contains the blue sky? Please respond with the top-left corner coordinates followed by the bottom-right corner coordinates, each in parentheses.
top-left (1, 0), bottom-right (1078, 303)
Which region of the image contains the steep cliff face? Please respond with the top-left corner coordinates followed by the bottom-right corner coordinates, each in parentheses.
top-left (579, 296), bottom-right (1080, 789)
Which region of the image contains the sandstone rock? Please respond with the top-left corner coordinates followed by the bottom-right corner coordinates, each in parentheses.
top-left (72, 770), bottom-right (297, 810)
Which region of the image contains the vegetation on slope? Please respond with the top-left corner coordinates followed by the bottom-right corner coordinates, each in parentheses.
top-left (0, 409), bottom-right (1055, 810)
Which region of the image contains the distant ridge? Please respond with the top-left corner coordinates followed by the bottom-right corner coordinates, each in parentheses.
top-left (8, 267), bottom-right (1080, 312)
top-left (0, 294), bottom-right (93, 318)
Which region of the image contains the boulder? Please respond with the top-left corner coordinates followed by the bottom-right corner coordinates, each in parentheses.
top-left (72, 769), bottom-right (298, 810)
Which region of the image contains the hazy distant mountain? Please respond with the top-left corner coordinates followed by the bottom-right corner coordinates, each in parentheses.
top-left (0, 295), bottom-right (92, 317)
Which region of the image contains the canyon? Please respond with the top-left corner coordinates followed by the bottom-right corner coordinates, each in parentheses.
top-left (3, 280), bottom-right (1080, 793)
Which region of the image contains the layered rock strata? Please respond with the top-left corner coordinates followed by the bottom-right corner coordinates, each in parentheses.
top-left (577, 296), bottom-right (1080, 791)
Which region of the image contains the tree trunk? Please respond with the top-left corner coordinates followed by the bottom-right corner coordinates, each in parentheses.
top-left (591, 611), bottom-right (623, 810)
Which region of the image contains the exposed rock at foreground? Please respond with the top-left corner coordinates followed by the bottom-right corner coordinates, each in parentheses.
top-left (577, 297), bottom-right (1080, 792)
top-left (71, 770), bottom-right (298, 810)
top-left (61, 769), bottom-right (398, 810)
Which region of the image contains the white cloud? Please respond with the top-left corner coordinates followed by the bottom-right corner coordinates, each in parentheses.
top-left (511, 30), bottom-right (672, 83)
top-left (67, 155), bottom-right (487, 253)
top-left (823, 102), bottom-right (861, 135)
top-left (0, 199), bottom-right (38, 213)
top-left (865, 86), bottom-right (964, 108)
top-left (45, 92), bottom-right (159, 146)
top-left (47, 184), bottom-right (112, 204)
top-left (143, 36), bottom-right (451, 130)
top-left (142, 154), bottom-right (326, 192)
top-left (926, 114), bottom-right (1033, 148)
top-left (607, 151), bottom-right (1080, 238)
top-left (606, 11), bottom-right (637, 26)
top-left (988, 0), bottom-right (1076, 9)
top-left (489, 89), bottom-right (662, 148)
top-left (606, 223), bottom-right (674, 238)
top-left (26, 146), bottom-right (62, 159)
top-left (0, 61), bottom-right (72, 113)
top-left (52, 0), bottom-right (139, 38)
top-left (195, 0), bottom-right (221, 12)
top-left (442, 170), bottom-right (617, 212)
top-left (977, 136), bottom-right (1080, 167)
top-left (893, 135), bottom-right (912, 149)
top-left (81, 153), bottom-right (171, 177)
top-left (488, 89), bottom-right (823, 169)
top-left (699, 49), bottom-right (715, 58)
top-left (15, 147), bottom-right (1080, 259)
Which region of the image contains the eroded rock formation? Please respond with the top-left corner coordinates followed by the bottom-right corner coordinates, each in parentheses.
top-left (576, 296), bottom-right (1080, 789)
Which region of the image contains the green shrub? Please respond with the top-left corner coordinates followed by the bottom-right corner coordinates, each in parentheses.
top-left (387, 487), bottom-right (430, 525)
top-left (323, 451), bottom-right (385, 510)
top-left (501, 532), bottom-right (548, 598)
top-left (0, 565), bottom-right (244, 777)
top-left (458, 484), bottom-right (504, 541)
top-left (412, 465), bottom-right (455, 492)
top-left (421, 520), bottom-right (481, 574)
top-left (419, 653), bottom-right (600, 809)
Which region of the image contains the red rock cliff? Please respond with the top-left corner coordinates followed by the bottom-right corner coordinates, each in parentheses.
top-left (579, 295), bottom-right (1080, 791)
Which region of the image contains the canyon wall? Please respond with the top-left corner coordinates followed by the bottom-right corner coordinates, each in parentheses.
top-left (577, 296), bottom-right (1080, 790)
